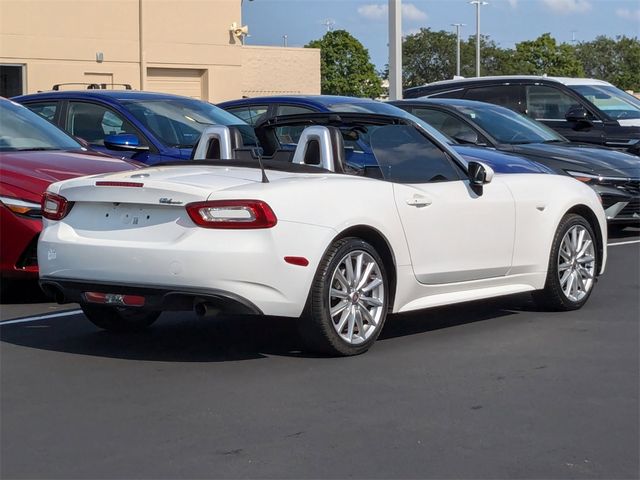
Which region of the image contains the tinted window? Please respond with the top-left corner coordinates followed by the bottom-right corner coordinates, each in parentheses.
top-left (66, 102), bottom-right (141, 146)
top-left (123, 98), bottom-right (246, 148)
top-left (225, 105), bottom-right (269, 126)
top-left (570, 84), bottom-right (640, 120)
top-left (26, 101), bottom-right (58, 122)
top-left (430, 89), bottom-right (464, 99)
top-left (526, 85), bottom-right (583, 120)
top-left (412, 108), bottom-right (481, 144)
top-left (464, 85), bottom-right (525, 113)
top-left (276, 105), bottom-right (315, 116)
top-left (0, 99), bottom-right (81, 152)
top-left (370, 125), bottom-right (460, 183)
top-left (454, 103), bottom-right (565, 144)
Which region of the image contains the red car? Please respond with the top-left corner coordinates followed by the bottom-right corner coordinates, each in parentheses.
top-left (0, 98), bottom-right (141, 290)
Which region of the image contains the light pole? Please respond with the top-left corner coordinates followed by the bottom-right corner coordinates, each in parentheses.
top-left (469, 1), bottom-right (488, 77)
top-left (282, 34), bottom-right (288, 47)
top-left (388, 0), bottom-right (402, 100)
top-left (451, 23), bottom-right (465, 77)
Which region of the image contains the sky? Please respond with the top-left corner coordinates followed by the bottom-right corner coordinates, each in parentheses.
top-left (242, 0), bottom-right (640, 69)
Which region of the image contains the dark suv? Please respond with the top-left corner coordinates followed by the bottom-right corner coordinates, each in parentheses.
top-left (404, 76), bottom-right (640, 155)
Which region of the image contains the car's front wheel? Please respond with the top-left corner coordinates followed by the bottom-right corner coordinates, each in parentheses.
top-left (533, 213), bottom-right (598, 311)
top-left (300, 237), bottom-right (389, 356)
top-left (81, 304), bottom-right (160, 332)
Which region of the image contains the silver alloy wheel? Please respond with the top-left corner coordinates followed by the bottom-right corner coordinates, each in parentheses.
top-left (328, 250), bottom-right (385, 345)
top-left (558, 225), bottom-right (596, 302)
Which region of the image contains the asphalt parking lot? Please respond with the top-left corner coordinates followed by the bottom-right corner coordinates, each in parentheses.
top-left (1, 229), bottom-right (638, 479)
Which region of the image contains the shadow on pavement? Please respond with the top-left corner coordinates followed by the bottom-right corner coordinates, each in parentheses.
top-left (608, 226), bottom-right (639, 241)
top-left (0, 293), bottom-right (534, 362)
top-left (0, 279), bottom-right (50, 305)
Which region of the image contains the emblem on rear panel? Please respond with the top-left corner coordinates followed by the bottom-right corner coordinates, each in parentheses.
top-left (159, 198), bottom-right (183, 205)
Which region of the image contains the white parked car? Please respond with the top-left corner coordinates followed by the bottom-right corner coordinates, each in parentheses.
top-left (38, 113), bottom-right (607, 356)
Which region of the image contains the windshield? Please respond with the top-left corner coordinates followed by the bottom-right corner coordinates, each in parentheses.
top-left (123, 98), bottom-right (248, 148)
top-left (455, 103), bottom-right (566, 144)
top-left (570, 84), bottom-right (640, 120)
top-left (0, 100), bottom-right (82, 152)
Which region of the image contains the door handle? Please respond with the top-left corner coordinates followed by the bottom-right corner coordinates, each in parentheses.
top-left (405, 195), bottom-right (432, 207)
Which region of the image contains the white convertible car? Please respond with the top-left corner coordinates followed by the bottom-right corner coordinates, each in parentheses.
top-left (38, 112), bottom-right (607, 356)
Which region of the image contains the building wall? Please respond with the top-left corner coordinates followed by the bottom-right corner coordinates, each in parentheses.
top-left (241, 46), bottom-right (321, 97)
top-left (0, 0), bottom-right (319, 101)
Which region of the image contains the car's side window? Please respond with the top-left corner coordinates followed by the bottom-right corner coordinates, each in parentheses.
top-left (276, 105), bottom-right (315, 116)
top-left (225, 105), bottom-right (269, 126)
top-left (525, 85), bottom-right (584, 120)
top-left (66, 102), bottom-right (141, 146)
top-left (370, 125), bottom-right (462, 184)
top-left (464, 85), bottom-right (526, 113)
top-left (26, 102), bottom-right (58, 123)
top-left (412, 108), bottom-right (482, 144)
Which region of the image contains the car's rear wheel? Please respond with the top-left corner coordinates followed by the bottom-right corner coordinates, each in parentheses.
top-left (300, 237), bottom-right (389, 356)
top-left (533, 213), bottom-right (598, 311)
top-left (81, 304), bottom-right (160, 332)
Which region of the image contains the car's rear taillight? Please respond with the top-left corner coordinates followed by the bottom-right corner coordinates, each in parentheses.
top-left (186, 200), bottom-right (277, 229)
top-left (41, 192), bottom-right (72, 221)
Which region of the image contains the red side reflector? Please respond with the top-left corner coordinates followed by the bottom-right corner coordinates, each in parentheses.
top-left (84, 292), bottom-right (145, 307)
top-left (95, 181), bottom-right (144, 187)
top-left (284, 256), bottom-right (309, 267)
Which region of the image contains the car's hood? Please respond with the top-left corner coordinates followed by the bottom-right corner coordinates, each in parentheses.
top-left (452, 145), bottom-right (552, 174)
top-left (0, 150), bottom-right (140, 200)
top-left (509, 143), bottom-right (640, 178)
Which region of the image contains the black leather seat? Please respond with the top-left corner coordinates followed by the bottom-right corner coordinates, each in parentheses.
top-left (326, 126), bottom-right (347, 173)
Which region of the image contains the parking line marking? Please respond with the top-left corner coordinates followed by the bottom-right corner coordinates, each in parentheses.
top-left (0, 309), bottom-right (83, 326)
top-left (608, 239), bottom-right (640, 247)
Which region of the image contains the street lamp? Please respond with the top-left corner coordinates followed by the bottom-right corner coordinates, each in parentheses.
top-left (282, 34), bottom-right (288, 47)
top-left (469, 1), bottom-right (488, 77)
top-left (451, 23), bottom-right (465, 77)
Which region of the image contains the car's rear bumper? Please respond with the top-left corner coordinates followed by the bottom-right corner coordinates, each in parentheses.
top-left (40, 277), bottom-right (263, 315)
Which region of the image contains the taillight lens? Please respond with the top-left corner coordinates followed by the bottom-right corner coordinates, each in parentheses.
top-left (186, 200), bottom-right (277, 229)
top-left (41, 192), bottom-right (71, 221)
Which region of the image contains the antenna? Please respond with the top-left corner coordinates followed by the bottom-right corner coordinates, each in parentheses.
top-left (322, 19), bottom-right (335, 32)
top-left (252, 147), bottom-right (269, 183)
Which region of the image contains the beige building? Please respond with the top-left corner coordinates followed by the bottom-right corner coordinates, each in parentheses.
top-left (0, 0), bottom-right (320, 101)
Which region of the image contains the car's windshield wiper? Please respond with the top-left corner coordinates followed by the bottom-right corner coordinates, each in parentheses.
top-left (543, 139), bottom-right (566, 144)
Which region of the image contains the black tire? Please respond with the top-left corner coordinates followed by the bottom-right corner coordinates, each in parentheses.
top-left (532, 213), bottom-right (598, 311)
top-left (81, 304), bottom-right (160, 332)
top-left (299, 237), bottom-right (389, 356)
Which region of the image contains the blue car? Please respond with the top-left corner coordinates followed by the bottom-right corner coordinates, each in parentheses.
top-left (14, 90), bottom-right (250, 165)
top-left (219, 95), bottom-right (551, 174)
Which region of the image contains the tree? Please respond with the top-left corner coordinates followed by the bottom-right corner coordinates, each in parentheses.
top-left (402, 28), bottom-right (457, 88)
top-left (401, 28), bottom-right (512, 87)
top-left (305, 30), bottom-right (383, 98)
top-left (506, 33), bottom-right (584, 77)
top-left (574, 36), bottom-right (640, 91)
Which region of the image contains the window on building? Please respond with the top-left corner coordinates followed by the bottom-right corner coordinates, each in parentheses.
top-left (0, 65), bottom-right (24, 97)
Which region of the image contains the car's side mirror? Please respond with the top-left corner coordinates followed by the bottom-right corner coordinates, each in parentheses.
top-left (104, 133), bottom-right (149, 152)
top-left (565, 106), bottom-right (591, 123)
top-left (468, 161), bottom-right (494, 186)
top-left (453, 130), bottom-right (479, 145)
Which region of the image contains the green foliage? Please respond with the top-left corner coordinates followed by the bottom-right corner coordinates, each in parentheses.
top-left (506, 33), bottom-right (584, 76)
top-left (574, 36), bottom-right (640, 91)
top-left (401, 30), bottom-right (640, 91)
top-left (305, 30), bottom-right (383, 98)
